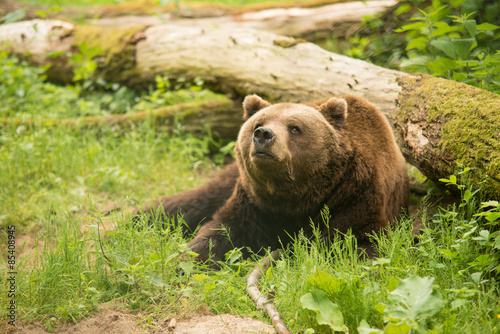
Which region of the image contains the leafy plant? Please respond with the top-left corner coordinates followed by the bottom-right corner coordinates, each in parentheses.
top-left (359, 276), bottom-right (444, 334)
top-left (331, 0), bottom-right (500, 93)
top-left (396, 5), bottom-right (500, 92)
top-left (437, 167), bottom-right (500, 275)
top-left (301, 289), bottom-right (348, 333)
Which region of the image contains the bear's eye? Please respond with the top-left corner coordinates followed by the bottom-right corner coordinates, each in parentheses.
top-left (289, 126), bottom-right (301, 134)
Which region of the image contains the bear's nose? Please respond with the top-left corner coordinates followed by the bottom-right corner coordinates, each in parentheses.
top-left (253, 127), bottom-right (275, 147)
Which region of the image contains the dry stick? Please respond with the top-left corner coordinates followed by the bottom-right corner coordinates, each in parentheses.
top-left (247, 250), bottom-right (291, 334)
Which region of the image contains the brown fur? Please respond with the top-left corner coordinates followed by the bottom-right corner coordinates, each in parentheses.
top-left (135, 95), bottom-right (409, 263)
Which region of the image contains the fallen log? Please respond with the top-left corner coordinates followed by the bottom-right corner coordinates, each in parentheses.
top-left (0, 20), bottom-right (499, 196)
top-left (0, 99), bottom-right (241, 138)
top-left (93, 0), bottom-right (397, 40)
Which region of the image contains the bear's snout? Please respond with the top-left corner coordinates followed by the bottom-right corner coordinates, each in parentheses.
top-left (253, 127), bottom-right (275, 149)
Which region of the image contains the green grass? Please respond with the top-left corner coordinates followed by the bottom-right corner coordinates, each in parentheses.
top-left (1, 46), bottom-right (499, 334)
top-left (0, 52), bottom-right (226, 230)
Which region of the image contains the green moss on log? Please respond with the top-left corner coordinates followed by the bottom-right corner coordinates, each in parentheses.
top-left (397, 74), bottom-right (500, 197)
top-left (72, 25), bottom-right (147, 83)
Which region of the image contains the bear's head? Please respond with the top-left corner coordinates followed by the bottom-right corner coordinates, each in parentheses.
top-left (235, 95), bottom-right (351, 210)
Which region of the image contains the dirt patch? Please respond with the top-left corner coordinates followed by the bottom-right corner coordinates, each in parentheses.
top-left (15, 309), bottom-right (141, 334)
top-left (9, 309), bottom-right (275, 334)
top-left (172, 314), bottom-right (275, 334)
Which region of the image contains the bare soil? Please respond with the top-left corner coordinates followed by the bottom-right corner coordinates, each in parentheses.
top-left (8, 307), bottom-right (275, 334)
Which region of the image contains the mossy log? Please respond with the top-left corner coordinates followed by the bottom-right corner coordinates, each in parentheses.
top-left (0, 100), bottom-right (241, 138)
top-left (0, 20), bottom-right (499, 196)
top-left (396, 75), bottom-right (500, 196)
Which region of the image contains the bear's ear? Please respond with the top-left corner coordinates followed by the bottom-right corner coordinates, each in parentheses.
top-left (319, 97), bottom-right (347, 126)
top-left (242, 95), bottom-right (271, 120)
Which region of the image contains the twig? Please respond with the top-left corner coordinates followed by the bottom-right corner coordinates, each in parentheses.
top-left (95, 217), bottom-right (111, 264)
top-left (246, 250), bottom-right (291, 334)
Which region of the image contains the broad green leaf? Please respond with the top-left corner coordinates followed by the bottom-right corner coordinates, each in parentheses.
top-left (471, 272), bottom-right (482, 285)
top-left (395, 22), bottom-right (426, 33)
top-left (178, 261), bottom-right (195, 275)
top-left (307, 269), bottom-right (343, 293)
top-left (388, 277), bottom-right (399, 292)
top-left (476, 23), bottom-right (500, 31)
top-left (374, 304), bottom-right (387, 314)
top-left (384, 321), bottom-right (413, 334)
top-left (479, 230), bottom-right (490, 240)
top-left (463, 19), bottom-right (477, 37)
top-left (451, 298), bottom-right (468, 309)
top-left (358, 319), bottom-right (384, 334)
top-left (394, 3), bottom-right (412, 16)
top-left (400, 55), bottom-right (432, 71)
top-left (406, 37), bottom-right (428, 51)
top-left (430, 39), bottom-right (457, 59)
top-left (451, 38), bottom-right (475, 59)
top-left (463, 189), bottom-right (472, 201)
top-left (385, 276), bottom-right (444, 322)
top-left (452, 71), bottom-right (468, 81)
top-left (300, 290), bottom-right (348, 332)
top-left (430, 22), bottom-right (459, 38)
top-left (485, 212), bottom-right (500, 222)
top-left (426, 57), bottom-right (458, 76)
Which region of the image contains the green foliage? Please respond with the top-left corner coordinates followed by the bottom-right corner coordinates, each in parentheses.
top-left (0, 8), bottom-right (27, 24)
top-left (359, 276), bottom-right (445, 334)
top-left (300, 289), bottom-right (348, 333)
top-left (396, 5), bottom-right (500, 93)
top-left (0, 51), bottom-right (133, 118)
top-left (438, 167), bottom-right (500, 274)
top-left (0, 54), bottom-right (228, 229)
top-left (383, 276), bottom-right (444, 332)
top-left (0, 51), bottom-right (222, 119)
top-left (335, 0), bottom-right (500, 94)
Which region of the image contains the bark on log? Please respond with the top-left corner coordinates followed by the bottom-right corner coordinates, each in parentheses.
top-left (0, 20), bottom-right (499, 196)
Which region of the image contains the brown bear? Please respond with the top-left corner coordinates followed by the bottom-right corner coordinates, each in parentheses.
top-left (135, 94), bottom-right (409, 263)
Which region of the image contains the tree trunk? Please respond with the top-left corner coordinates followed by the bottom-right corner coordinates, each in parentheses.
top-left (0, 20), bottom-right (499, 196)
top-left (92, 0), bottom-right (397, 40)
